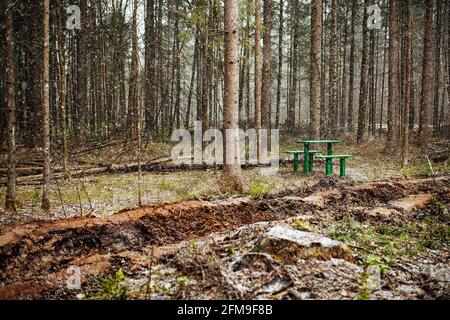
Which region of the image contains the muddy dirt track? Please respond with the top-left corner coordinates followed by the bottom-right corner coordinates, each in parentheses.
top-left (0, 175), bottom-right (449, 299)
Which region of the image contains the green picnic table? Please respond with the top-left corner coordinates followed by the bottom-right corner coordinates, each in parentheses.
top-left (296, 140), bottom-right (341, 175)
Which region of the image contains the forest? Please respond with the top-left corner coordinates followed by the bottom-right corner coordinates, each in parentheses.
top-left (0, 0), bottom-right (449, 301)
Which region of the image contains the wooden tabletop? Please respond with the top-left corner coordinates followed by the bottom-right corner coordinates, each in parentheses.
top-left (296, 140), bottom-right (341, 144)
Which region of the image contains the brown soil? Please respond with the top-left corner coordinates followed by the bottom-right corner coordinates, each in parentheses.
top-left (0, 175), bottom-right (448, 299)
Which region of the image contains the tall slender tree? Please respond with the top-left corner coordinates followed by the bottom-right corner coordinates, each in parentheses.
top-left (347, 0), bottom-right (357, 134)
top-left (78, 0), bottom-right (88, 141)
top-left (419, 0), bottom-right (434, 146)
top-left (357, 0), bottom-right (371, 143)
top-left (255, 0), bottom-right (262, 151)
top-left (56, 0), bottom-right (69, 178)
top-left (261, 0), bottom-right (272, 131)
top-left (5, 0), bottom-right (16, 212)
top-left (309, 0), bottom-right (322, 140)
top-left (275, 0), bottom-right (284, 128)
top-left (329, 0), bottom-right (339, 135)
top-left (432, 0), bottom-right (442, 133)
top-left (223, 0), bottom-right (245, 191)
top-left (402, 0), bottom-right (413, 166)
top-left (387, 0), bottom-right (399, 150)
top-left (287, 0), bottom-right (299, 130)
top-left (41, 0), bottom-right (51, 213)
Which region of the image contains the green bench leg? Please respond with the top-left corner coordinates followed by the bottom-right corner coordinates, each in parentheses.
top-left (309, 154), bottom-right (314, 173)
top-left (326, 159), bottom-right (333, 176)
top-left (327, 143), bottom-right (333, 156)
top-left (293, 154), bottom-right (299, 174)
top-left (340, 158), bottom-right (346, 177)
top-left (303, 144), bottom-right (310, 175)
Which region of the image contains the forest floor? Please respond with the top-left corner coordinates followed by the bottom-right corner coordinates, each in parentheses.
top-left (0, 136), bottom-right (448, 300)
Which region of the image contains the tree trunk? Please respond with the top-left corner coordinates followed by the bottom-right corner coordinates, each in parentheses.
top-left (287, 0), bottom-right (298, 131)
top-left (56, 0), bottom-right (69, 178)
top-left (347, 0), bottom-right (357, 134)
top-left (433, 0), bottom-right (442, 134)
top-left (340, 6), bottom-right (349, 133)
top-left (402, 0), bottom-right (413, 166)
top-left (387, 0), bottom-right (399, 150)
top-left (275, 0), bottom-right (284, 129)
top-left (78, 0), bottom-right (87, 142)
top-left (145, 0), bottom-right (156, 136)
top-left (128, 0), bottom-right (139, 138)
top-left (41, 0), bottom-right (51, 213)
top-left (261, 0), bottom-right (272, 131)
top-left (5, 0), bottom-right (17, 212)
top-left (223, 0), bottom-right (245, 191)
top-left (329, 0), bottom-right (339, 135)
top-left (255, 0), bottom-right (262, 144)
top-left (309, 0), bottom-right (322, 140)
top-left (357, 0), bottom-right (371, 143)
top-left (419, 0), bottom-right (434, 146)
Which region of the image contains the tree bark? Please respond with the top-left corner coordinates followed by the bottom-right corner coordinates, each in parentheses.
top-left (5, 0), bottom-right (17, 212)
top-left (329, 0), bottom-right (339, 135)
top-left (347, 0), bottom-right (357, 134)
top-left (275, 0), bottom-right (284, 129)
top-left (56, 0), bottom-right (69, 178)
top-left (387, 0), bottom-right (399, 150)
top-left (261, 0), bottom-right (272, 131)
top-left (309, 0), bottom-right (322, 140)
top-left (287, 0), bottom-right (298, 131)
top-left (433, 0), bottom-right (442, 133)
top-left (255, 0), bottom-right (262, 145)
top-left (340, 6), bottom-right (349, 133)
top-left (419, 0), bottom-right (434, 146)
top-left (78, 0), bottom-right (88, 142)
top-left (402, 0), bottom-right (413, 166)
top-left (223, 0), bottom-right (245, 191)
top-left (357, 0), bottom-right (371, 143)
top-left (41, 0), bottom-right (51, 213)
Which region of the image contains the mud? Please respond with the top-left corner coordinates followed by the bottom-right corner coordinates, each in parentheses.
top-left (0, 175), bottom-right (448, 299)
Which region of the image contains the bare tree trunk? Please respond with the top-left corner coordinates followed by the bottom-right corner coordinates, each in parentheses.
top-left (447, 1), bottom-right (450, 121)
top-left (128, 0), bottom-right (139, 138)
top-left (357, 0), bottom-right (371, 143)
top-left (309, 0), bottom-right (322, 140)
top-left (186, 29), bottom-right (199, 129)
top-left (287, 0), bottom-right (298, 131)
top-left (387, 0), bottom-right (399, 150)
top-left (261, 0), bottom-right (272, 132)
top-left (56, 0), bottom-right (69, 178)
top-left (255, 0), bottom-right (262, 147)
top-left (5, 0), bottom-right (16, 212)
top-left (419, 0), bottom-right (434, 146)
top-left (433, 0), bottom-right (442, 134)
top-left (78, 0), bottom-right (87, 142)
top-left (223, 0), bottom-right (245, 191)
top-left (347, 0), bottom-right (357, 134)
top-left (41, 0), bottom-right (51, 213)
top-left (275, 0), bottom-right (284, 129)
top-left (402, 0), bottom-right (413, 166)
top-left (340, 6), bottom-right (349, 133)
top-left (329, 0), bottom-right (339, 135)
top-left (379, 28), bottom-right (387, 137)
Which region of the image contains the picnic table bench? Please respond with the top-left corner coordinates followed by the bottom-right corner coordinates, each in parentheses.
top-left (296, 140), bottom-right (341, 175)
top-left (286, 139), bottom-right (353, 177)
top-left (315, 154), bottom-right (353, 177)
top-left (286, 150), bottom-right (320, 174)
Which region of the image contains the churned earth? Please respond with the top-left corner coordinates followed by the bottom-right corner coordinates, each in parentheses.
top-left (0, 175), bottom-right (448, 300)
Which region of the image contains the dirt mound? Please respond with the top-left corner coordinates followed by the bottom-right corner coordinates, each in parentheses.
top-left (0, 175), bottom-right (448, 299)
